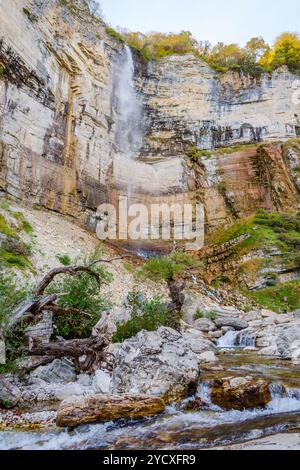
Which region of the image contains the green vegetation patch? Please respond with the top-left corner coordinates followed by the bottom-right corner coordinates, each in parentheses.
top-left (194, 310), bottom-right (217, 321)
top-left (46, 249), bottom-right (112, 339)
top-left (113, 291), bottom-right (174, 343)
top-left (22, 8), bottom-right (38, 22)
top-left (138, 251), bottom-right (201, 282)
top-left (246, 280), bottom-right (300, 313)
top-left (0, 212), bottom-right (33, 270)
top-left (105, 27), bottom-right (125, 43)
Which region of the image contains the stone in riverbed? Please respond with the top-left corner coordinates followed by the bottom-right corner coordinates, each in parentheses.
top-left (92, 370), bottom-right (111, 393)
top-left (0, 376), bottom-right (21, 409)
top-left (30, 358), bottom-right (76, 384)
top-left (214, 317), bottom-right (249, 331)
top-left (211, 376), bottom-right (271, 410)
top-left (56, 394), bottom-right (165, 427)
top-left (198, 351), bottom-right (218, 363)
top-left (194, 318), bottom-right (216, 332)
top-left (111, 327), bottom-right (203, 403)
top-left (183, 397), bottom-right (209, 411)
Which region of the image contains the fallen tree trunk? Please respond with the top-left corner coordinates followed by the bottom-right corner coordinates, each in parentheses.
top-left (27, 336), bottom-right (111, 372)
top-left (56, 394), bottom-right (165, 427)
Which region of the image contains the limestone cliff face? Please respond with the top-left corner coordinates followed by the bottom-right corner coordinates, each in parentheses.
top-left (1, 0), bottom-right (300, 246)
top-left (0, 0), bottom-right (122, 225)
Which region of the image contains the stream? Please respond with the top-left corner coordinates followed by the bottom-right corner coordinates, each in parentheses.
top-left (1, 343), bottom-right (300, 450)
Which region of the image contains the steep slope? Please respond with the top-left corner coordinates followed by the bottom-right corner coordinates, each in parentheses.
top-left (0, 0), bottom-right (300, 249)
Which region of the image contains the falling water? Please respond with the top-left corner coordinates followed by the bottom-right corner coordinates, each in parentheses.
top-left (113, 45), bottom-right (144, 202)
top-left (217, 330), bottom-right (257, 348)
top-left (218, 330), bottom-right (239, 348)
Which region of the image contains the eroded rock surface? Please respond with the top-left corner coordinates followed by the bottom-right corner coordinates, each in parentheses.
top-left (111, 327), bottom-right (212, 402)
top-left (211, 376), bottom-right (272, 410)
top-left (56, 394), bottom-right (165, 427)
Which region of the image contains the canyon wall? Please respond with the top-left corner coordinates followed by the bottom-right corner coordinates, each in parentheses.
top-left (1, 0), bottom-right (300, 248)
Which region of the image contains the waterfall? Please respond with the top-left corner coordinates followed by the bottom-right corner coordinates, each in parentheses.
top-left (217, 330), bottom-right (239, 348)
top-left (236, 330), bottom-right (256, 347)
top-left (113, 45), bottom-right (143, 201)
top-left (217, 330), bottom-right (256, 348)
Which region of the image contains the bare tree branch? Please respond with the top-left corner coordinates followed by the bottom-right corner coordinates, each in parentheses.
top-left (88, 255), bottom-right (131, 268)
top-left (35, 266), bottom-right (102, 296)
top-left (46, 305), bottom-right (92, 318)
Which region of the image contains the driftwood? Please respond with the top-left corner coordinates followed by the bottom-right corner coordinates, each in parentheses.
top-left (56, 394), bottom-right (165, 427)
top-left (28, 336), bottom-right (112, 372)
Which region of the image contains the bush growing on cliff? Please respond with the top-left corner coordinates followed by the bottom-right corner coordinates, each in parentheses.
top-left (0, 214), bottom-right (33, 271)
top-left (124, 31), bottom-right (199, 61)
top-left (138, 252), bottom-right (200, 282)
top-left (260, 32), bottom-right (300, 73)
top-left (0, 265), bottom-right (27, 326)
top-left (46, 249), bottom-right (112, 339)
top-left (106, 27), bottom-right (124, 43)
top-left (112, 292), bottom-right (170, 343)
top-left (22, 8), bottom-right (38, 23)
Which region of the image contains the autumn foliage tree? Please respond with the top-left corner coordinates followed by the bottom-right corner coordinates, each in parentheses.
top-left (123, 28), bottom-right (300, 75)
top-left (260, 32), bottom-right (300, 73)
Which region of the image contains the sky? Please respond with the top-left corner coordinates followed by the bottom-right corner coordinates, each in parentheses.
top-left (99, 0), bottom-right (300, 46)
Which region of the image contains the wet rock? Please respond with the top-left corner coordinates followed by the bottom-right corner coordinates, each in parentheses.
top-left (182, 328), bottom-right (217, 354)
top-left (210, 330), bottom-right (223, 339)
top-left (92, 370), bottom-right (111, 393)
top-left (56, 394), bottom-right (165, 427)
top-left (214, 317), bottom-right (249, 331)
top-left (211, 376), bottom-right (271, 410)
top-left (221, 326), bottom-right (235, 334)
top-left (194, 318), bottom-right (216, 332)
top-left (259, 345), bottom-right (280, 356)
top-left (183, 397), bottom-right (209, 411)
top-left (111, 327), bottom-right (202, 403)
top-left (31, 358), bottom-right (76, 384)
top-left (0, 376), bottom-right (21, 409)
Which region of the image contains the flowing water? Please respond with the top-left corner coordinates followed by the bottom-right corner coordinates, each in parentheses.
top-left (113, 45), bottom-right (144, 203)
top-left (1, 352), bottom-right (300, 450)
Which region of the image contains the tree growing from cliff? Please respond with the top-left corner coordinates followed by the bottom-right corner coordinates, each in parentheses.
top-left (260, 32), bottom-right (300, 73)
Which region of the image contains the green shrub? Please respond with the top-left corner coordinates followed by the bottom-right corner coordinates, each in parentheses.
top-left (124, 31), bottom-right (198, 61)
top-left (105, 27), bottom-right (124, 43)
top-left (46, 250), bottom-right (112, 339)
top-left (194, 309), bottom-right (217, 321)
top-left (187, 145), bottom-right (212, 160)
top-left (0, 266), bottom-right (28, 326)
top-left (22, 8), bottom-right (38, 22)
top-left (139, 251), bottom-right (200, 282)
top-left (0, 64), bottom-right (5, 77)
top-left (12, 212), bottom-right (33, 235)
top-left (0, 214), bottom-right (15, 237)
top-left (113, 293), bottom-right (172, 343)
top-left (56, 254), bottom-right (72, 266)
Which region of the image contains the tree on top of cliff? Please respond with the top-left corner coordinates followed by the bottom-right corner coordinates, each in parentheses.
top-left (124, 31), bottom-right (199, 60)
top-left (260, 32), bottom-right (300, 73)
